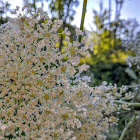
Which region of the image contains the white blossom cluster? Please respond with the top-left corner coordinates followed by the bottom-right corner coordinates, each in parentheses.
top-left (0, 6), bottom-right (129, 140)
top-left (126, 32), bottom-right (140, 70)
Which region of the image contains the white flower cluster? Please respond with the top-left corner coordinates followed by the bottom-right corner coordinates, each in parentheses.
top-left (0, 6), bottom-right (128, 140)
top-left (125, 32), bottom-right (140, 70)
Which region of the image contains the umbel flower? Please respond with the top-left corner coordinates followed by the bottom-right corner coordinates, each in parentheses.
top-left (0, 5), bottom-right (126, 140)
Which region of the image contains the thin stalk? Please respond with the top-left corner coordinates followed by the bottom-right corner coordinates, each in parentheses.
top-left (113, 100), bottom-right (140, 108)
top-left (109, 0), bottom-right (111, 49)
top-left (79, 0), bottom-right (87, 42)
top-left (127, 85), bottom-right (140, 88)
top-left (119, 115), bottom-right (136, 140)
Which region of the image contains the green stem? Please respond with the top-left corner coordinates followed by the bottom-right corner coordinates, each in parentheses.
top-left (119, 115), bottom-right (136, 140)
top-left (79, 0), bottom-right (87, 42)
top-left (127, 85), bottom-right (140, 88)
top-left (113, 100), bottom-right (140, 107)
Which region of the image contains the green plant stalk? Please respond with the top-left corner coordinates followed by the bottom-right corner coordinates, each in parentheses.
top-left (79, 0), bottom-right (87, 42)
top-left (127, 85), bottom-right (140, 88)
top-left (119, 115), bottom-right (136, 140)
top-left (113, 100), bottom-right (140, 107)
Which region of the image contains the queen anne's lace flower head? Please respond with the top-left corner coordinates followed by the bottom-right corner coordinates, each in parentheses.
top-left (0, 6), bottom-right (127, 140)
